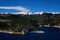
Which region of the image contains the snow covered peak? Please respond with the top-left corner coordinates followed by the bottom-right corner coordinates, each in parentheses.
top-left (0, 12), bottom-right (60, 15)
top-left (52, 12), bottom-right (60, 14)
top-left (33, 12), bottom-right (44, 15)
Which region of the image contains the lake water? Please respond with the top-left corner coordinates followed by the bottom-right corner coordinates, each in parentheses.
top-left (0, 26), bottom-right (60, 40)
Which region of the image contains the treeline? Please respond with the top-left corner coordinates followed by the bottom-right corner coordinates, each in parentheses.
top-left (31, 13), bottom-right (60, 26)
top-left (0, 13), bottom-right (60, 31)
top-left (0, 14), bottom-right (39, 32)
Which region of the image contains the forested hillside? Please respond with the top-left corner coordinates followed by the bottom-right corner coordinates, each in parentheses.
top-left (0, 13), bottom-right (60, 32)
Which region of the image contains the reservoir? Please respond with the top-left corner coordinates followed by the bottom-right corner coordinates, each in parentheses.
top-left (0, 26), bottom-right (60, 40)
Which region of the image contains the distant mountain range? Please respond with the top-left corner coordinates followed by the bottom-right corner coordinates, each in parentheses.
top-left (0, 12), bottom-right (60, 15)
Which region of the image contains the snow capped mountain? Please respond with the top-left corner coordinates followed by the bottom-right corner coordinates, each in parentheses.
top-left (0, 12), bottom-right (60, 15)
top-left (17, 11), bottom-right (44, 15)
top-left (28, 12), bottom-right (33, 15)
top-left (33, 12), bottom-right (44, 15)
top-left (52, 12), bottom-right (60, 14)
top-left (13, 12), bottom-right (28, 15)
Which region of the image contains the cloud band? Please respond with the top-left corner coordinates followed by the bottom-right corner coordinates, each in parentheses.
top-left (0, 6), bottom-right (30, 12)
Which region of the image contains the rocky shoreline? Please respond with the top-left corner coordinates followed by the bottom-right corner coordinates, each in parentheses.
top-left (0, 26), bottom-right (60, 35)
top-left (0, 30), bottom-right (44, 35)
top-left (0, 30), bottom-right (25, 35)
top-left (40, 25), bottom-right (60, 28)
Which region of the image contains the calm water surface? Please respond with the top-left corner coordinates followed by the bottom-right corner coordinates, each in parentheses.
top-left (0, 26), bottom-right (60, 40)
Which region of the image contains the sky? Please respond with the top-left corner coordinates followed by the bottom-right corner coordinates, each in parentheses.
top-left (0, 0), bottom-right (60, 13)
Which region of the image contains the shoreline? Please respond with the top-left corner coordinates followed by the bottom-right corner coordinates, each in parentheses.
top-left (40, 25), bottom-right (60, 28)
top-left (0, 26), bottom-right (60, 35)
top-left (0, 30), bottom-right (44, 35)
top-left (0, 30), bottom-right (25, 35)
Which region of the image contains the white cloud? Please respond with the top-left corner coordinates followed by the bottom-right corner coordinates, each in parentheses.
top-left (0, 6), bottom-right (30, 12)
top-left (13, 12), bottom-right (29, 15)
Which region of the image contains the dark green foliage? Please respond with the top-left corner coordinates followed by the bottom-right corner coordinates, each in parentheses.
top-left (0, 14), bottom-right (39, 31)
top-left (0, 13), bottom-right (60, 31)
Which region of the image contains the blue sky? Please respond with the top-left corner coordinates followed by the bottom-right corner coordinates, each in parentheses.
top-left (0, 0), bottom-right (60, 13)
